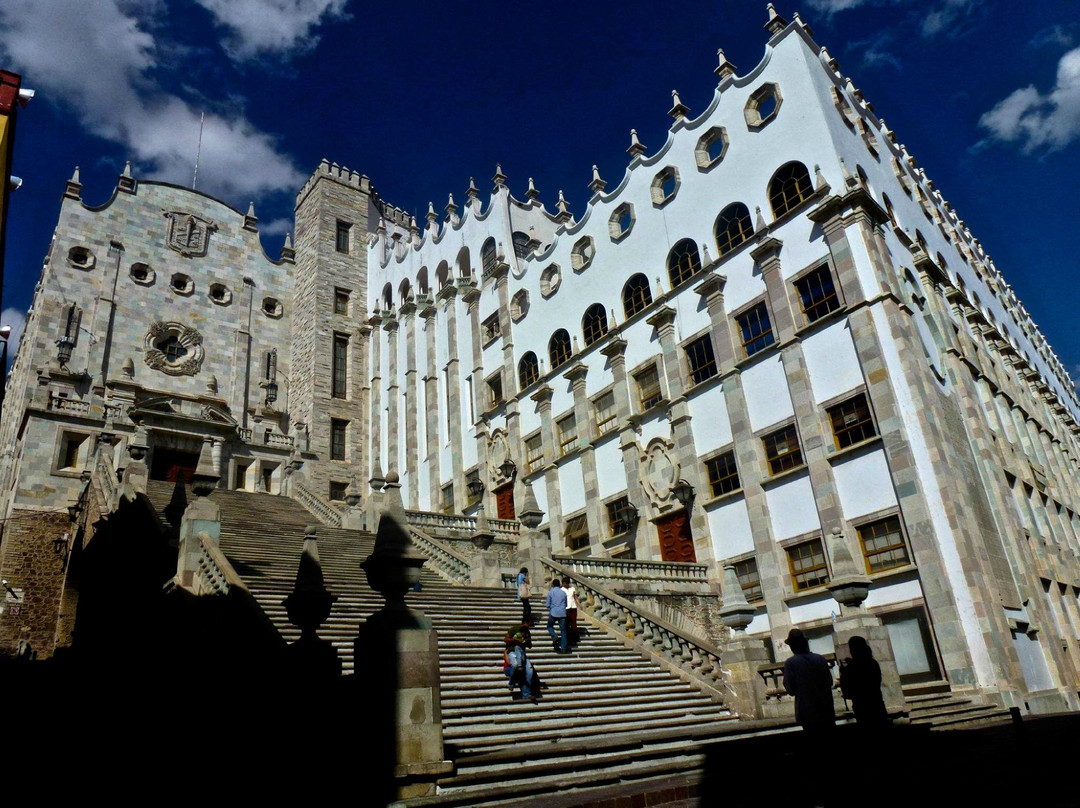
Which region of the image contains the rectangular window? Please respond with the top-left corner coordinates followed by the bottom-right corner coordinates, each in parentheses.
top-left (763, 424), bottom-right (803, 476)
top-left (441, 483), bottom-right (455, 514)
top-left (330, 418), bottom-right (347, 461)
top-left (487, 373), bottom-right (504, 408)
top-left (525, 433), bottom-right (544, 473)
top-left (332, 333), bottom-right (349, 399)
top-left (857, 516), bottom-right (910, 573)
top-left (606, 497), bottom-right (636, 537)
top-left (828, 393), bottom-right (877, 450)
top-left (794, 264), bottom-right (841, 323)
top-left (59, 433), bottom-right (89, 471)
top-left (705, 451), bottom-right (740, 497)
top-left (482, 313), bottom-right (501, 346)
top-left (335, 220), bottom-right (351, 253)
top-left (594, 391), bottom-right (617, 436)
top-left (736, 302), bottom-right (775, 357)
top-left (685, 334), bottom-right (718, 386)
top-left (787, 539), bottom-right (829, 592)
top-left (565, 513), bottom-right (590, 552)
top-left (558, 413), bottom-right (578, 456)
top-left (328, 481), bottom-right (348, 501)
top-left (734, 558), bottom-right (763, 603)
top-left (635, 365), bottom-right (663, 411)
top-left (334, 288), bottom-right (350, 315)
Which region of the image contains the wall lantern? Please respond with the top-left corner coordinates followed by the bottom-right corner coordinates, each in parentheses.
top-left (672, 479), bottom-right (695, 508)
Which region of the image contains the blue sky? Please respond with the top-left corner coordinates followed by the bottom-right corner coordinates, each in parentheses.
top-left (2, 0), bottom-right (1078, 379)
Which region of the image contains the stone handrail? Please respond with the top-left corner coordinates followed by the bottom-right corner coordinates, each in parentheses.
top-left (48, 395), bottom-right (91, 415)
top-left (757, 656), bottom-right (839, 705)
top-left (406, 510), bottom-right (519, 538)
top-left (552, 555), bottom-right (709, 584)
top-left (292, 482), bottom-right (344, 527)
top-left (264, 431), bottom-right (294, 448)
top-left (195, 534), bottom-right (247, 595)
top-left (237, 427), bottom-right (253, 442)
top-left (541, 557), bottom-right (731, 705)
top-left (407, 525), bottom-right (471, 585)
top-left (93, 446), bottom-right (119, 512)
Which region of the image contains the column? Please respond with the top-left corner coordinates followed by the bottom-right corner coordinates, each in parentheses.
top-left (368, 313), bottom-right (383, 485)
top-left (422, 303), bottom-right (441, 512)
top-left (384, 316), bottom-right (400, 476)
top-left (531, 384), bottom-right (563, 545)
top-left (401, 300), bottom-right (420, 509)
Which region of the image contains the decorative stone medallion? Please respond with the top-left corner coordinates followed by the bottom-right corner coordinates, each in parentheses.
top-left (488, 429), bottom-right (512, 486)
top-left (144, 321), bottom-right (205, 376)
top-left (163, 211), bottom-right (217, 257)
top-left (639, 437), bottom-right (680, 511)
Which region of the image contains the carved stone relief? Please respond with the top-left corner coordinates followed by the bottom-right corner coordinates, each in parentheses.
top-left (144, 321), bottom-right (205, 376)
top-left (639, 437), bottom-right (681, 515)
top-left (163, 210), bottom-right (217, 257)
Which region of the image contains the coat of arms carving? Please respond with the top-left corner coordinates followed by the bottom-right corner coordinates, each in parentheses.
top-left (163, 211), bottom-right (217, 257)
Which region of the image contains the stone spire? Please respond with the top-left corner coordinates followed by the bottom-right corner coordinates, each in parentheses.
top-left (588, 165), bottom-right (606, 195)
top-left (554, 190), bottom-right (572, 224)
top-left (281, 233), bottom-right (295, 263)
top-left (243, 201), bottom-right (258, 232)
top-left (764, 3), bottom-right (788, 35)
top-left (282, 526), bottom-right (340, 656)
top-left (519, 481), bottom-right (544, 528)
top-left (118, 160), bottom-right (136, 193)
top-left (191, 437), bottom-right (219, 497)
top-left (492, 163), bottom-right (507, 193)
top-left (627, 129), bottom-right (647, 159)
top-left (668, 89), bottom-right (690, 120)
top-left (526, 177), bottom-right (540, 202)
top-left (426, 201), bottom-right (438, 231)
top-left (445, 193), bottom-right (458, 221)
top-left (720, 565), bottom-right (755, 631)
top-left (466, 176), bottom-right (481, 209)
top-left (714, 49), bottom-right (737, 81)
top-left (64, 166), bottom-right (82, 200)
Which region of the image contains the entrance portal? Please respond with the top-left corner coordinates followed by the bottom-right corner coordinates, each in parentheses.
top-left (150, 448), bottom-right (200, 483)
top-left (494, 484), bottom-right (516, 520)
top-left (655, 510), bottom-right (696, 563)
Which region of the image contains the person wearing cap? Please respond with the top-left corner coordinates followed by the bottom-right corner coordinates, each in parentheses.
top-left (782, 627), bottom-right (836, 731)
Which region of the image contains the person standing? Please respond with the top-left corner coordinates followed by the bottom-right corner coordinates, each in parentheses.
top-left (545, 578), bottom-right (569, 653)
top-left (839, 635), bottom-right (889, 727)
top-left (782, 628), bottom-right (835, 731)
top-left (562, 577), bottom-right (579, 646)
top-left (517, 567), bottom-right (533, 626)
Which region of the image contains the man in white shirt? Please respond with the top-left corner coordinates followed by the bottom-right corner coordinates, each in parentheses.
top-left (562, 578), bottom-right (579, 647)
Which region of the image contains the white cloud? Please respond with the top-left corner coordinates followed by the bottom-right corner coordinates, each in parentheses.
top-left (1, 307), bottom-right (27, 371)
top-left (260, 217), bottom-right (294, 236)
top-left (195, 0), bottom-right (350, 60)
top-left (1030, 24), bottom-right (1075, 50)
top-left (806, 0), bottom-right (874, 12)
top-left (978, 47), bottom-right (1080, 154)
top-left (0, 0), bottom-right (304, 202)
top-left (921, 0), bottom-right (977, 38)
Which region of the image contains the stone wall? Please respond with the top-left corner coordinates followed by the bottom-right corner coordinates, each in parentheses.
top-left (0, 510), bottom-right (71, 657)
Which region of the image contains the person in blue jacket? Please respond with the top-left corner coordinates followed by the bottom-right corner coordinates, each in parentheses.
top-left (545, 577), bottom-right (569, 653)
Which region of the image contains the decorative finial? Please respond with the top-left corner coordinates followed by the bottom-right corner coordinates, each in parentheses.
top-left (526, 177), bottom-right (540, 201)
top-left (813, 164), bottom-right (830, 194)
top-left (244, 201), bottom-right (258, 232)
top-left (627, 129), bottom-right (647, 158)
top-left (281, 232), bottom-right (295, 263)
top-left (492, 163), bottom-right (507, 192)
top-left (701, 243), bottom-right (712, 266)
top-left (714, 49), bottom-right (737, 81)
top-left (466, 176), bottom-right (480, 204)
top-left (669, 89), bottom-right (690, 120)
top-left (426, 201), bottom-right (438, 228)
top-left (118, 160), bottom-right (136, 193)
top-left (765, 3), bottom-right (788, 35)
top-left (589, 165), bottom-right (606, 194)
top-left (445, 193), bottom-right (458, 220)
top-left (376, 217), bottom-right (387, 236)
top-left (755, 206), bottom-right (768, 231)
top-left (555, 190), bottom-right (572, 224)
top-left (820, 46), bottom-right (840, 72)
top-left (838, 157), bottom-right (857, 189)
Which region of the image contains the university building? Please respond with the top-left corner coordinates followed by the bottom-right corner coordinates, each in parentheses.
top-left (3, 6), bottom-right (1080, 729)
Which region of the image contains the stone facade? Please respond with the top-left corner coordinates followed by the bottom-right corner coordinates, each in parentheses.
top-left (2, 12), bottom-right (1080, 718)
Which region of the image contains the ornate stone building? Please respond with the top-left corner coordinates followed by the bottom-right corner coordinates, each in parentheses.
top-left (4, 8), bottom-right (1080, 716)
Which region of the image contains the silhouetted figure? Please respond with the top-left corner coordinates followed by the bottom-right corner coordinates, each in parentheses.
top-left (783, 627), bottom-right (836, 731)
top-left (839, 635), bottom-right (889, 727)
top-left (517, 567), bottom-right (532, 625)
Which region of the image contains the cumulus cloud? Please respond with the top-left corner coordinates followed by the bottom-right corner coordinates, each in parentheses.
top-left (1, 307), bottom-right (27, 371)
top-left (978, 47), bottom-right (1080, 154)
top-left (195, 0), bottom-right (350, 60)
top-left (259, 217), bottom-right (294, 236)
top-left (0, 0), bottom-right (303, 202)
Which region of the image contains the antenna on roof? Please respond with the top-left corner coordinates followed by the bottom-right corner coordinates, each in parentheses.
top-left (192, 111), bottom-right (205, 190)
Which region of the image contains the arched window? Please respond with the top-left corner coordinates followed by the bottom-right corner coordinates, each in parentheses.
top-left (481, 238), bottom-right (497, 276)
top-left (882, 194), bottom-right (897, 227)
top-left (714, 203), bottom-right (753, 257)
top-left (416, 267), bottom-right (429, 296)
top-left (518, 352), bottom-right (540, 389)
top-left (582, 304), bottom-right (608, 347)
top-left (399, 278), bottom-right (412, 304)
top-left (623, 274), bottom-right (653, 318)
top-left (549, 329), bottom-right (572, 370)
top-left (768, 161), bottom-right (813, 219)
top-left (667, 239), bottom-right (702, 289)
top-left (512, 231), bottom-right (530, 260)
top-left (435, 261), bottom-right (450, 289)
top-left (381, 282), bottom-right (393, 310)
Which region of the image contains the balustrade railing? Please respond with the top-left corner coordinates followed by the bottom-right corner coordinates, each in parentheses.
top-left (293, 482), bottom-right (343, 527)
top-left (48, 395), bottom-right (91, 415)
top-left (195, 535), bottom-right (245, 595)
top-left (264, 431), bottom-right (294, 448)
top-left (407, 527), bottom-right (471, 585)
top-left (757, 656), bottom-right (839, 705)
top-left (541, 558), bottom-right (730, 704)
top-left (93, 447), bottom-right (118, 511)
top-left (237, 427), bottom-right (253, 442)
top-left (406, 509), bottom-right (519, 538)
top-left (552, 555), bottom-right (709, 584)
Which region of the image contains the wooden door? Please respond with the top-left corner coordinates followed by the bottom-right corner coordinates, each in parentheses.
top-left (494, 484), bottom-right (516, 520)
top-left (655, 510), bottom-right (696, 563)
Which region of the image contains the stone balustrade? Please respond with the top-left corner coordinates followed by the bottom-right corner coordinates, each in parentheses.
top-left (757, 656), bottom-right (840, 709)
top-left (264, 431), bottom-right (294, 448)
top-left (237, 427), bottom-right (253, 442)
top-left (48, 394), bottom-right (91, 415)
top-left (542, 558), bottom-right (731, 705)
top-left (103, 402), bottom-right (123, 421)
top-left (407, 527), bottom-right (471, 585)
top-left (194, 535), bottom-right (245, 595)
top-left (93, 447), bottom-right (118, 511)
top-left (552, 555), bottom-right (709, 584)
top-left (405, 510), bottom-right (519, 538)
top-left (293, 482), bottom-right (344, 527)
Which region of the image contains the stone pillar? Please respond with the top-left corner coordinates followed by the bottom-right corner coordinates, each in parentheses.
top-left (531, 384), bottom-right (563, 545)
top-left (384, 316), bottom-right (400, 476)
top-left (719, 565), bottom-right (769, 719)
top-left (602, 337), bottom-right (647, 554)
top-left (515, 482), bottom-right (550, 588)
top-left (438, 285), bottom-right (464, 512)
top-left (176, 438), bottom-right (221, 592)
top-left (342, 475), bottom-right (365, 530)
top-left (282, 525), bottom-right (341, 680)
top-left (468, 503), bottom-right (502, 588)
top-left (368, 313), bottom-right (383, 481)
top-left (751, 237), bottom-right (795, 342)
top-left (826, 527), bottom-right (905, 714)
top-left (564, 362), bottom-right (604, 555)
top-left (119, 426), bottom-right (149, 502)
top-left (421, 302), bottom-right (441, 511)
top-left (401, 300), bottom-right (420, 509)
top-left (355, 477), bottom-right (451, 801)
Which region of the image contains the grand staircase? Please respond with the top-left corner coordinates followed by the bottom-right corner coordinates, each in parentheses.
top-left (144, 482), bottom-right (740, 804)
